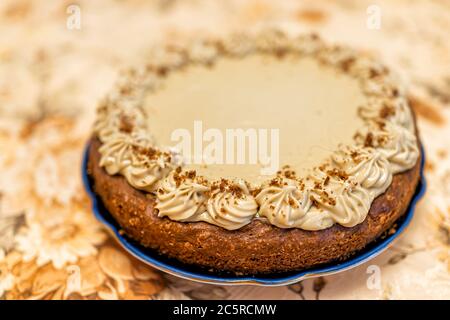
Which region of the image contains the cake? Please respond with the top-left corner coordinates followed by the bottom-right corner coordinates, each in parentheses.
top-left (88, 31), bottom-right (421, 275)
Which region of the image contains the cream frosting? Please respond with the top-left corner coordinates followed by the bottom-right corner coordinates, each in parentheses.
top-left (93, 31), bottom-right (419, 231)
top-left (155, 172), bottom-right (209, 221)
top-left (204, 180), bottom-right (257, 230)
top-left (98, 131), bottom-right (149, 175)
top-left (320, 187), bottom-right (370, 227)
top-left (255, 179), bottom-right (314, 229)
top-left (332, 147), bottom-right (393, 193)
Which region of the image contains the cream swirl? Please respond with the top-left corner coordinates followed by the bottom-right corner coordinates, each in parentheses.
top-left (332, 147), bottom-right (393, 196)
top-left (98, 130), bottom-right (170, 191)
top-left (390, 97), bottom-right (415, 132)
top-left (361, 77), bottom-right (399, 99)
top-left (255, 29), bottom-right (290, 52)
top-left (204, 180), bottom-right (257, 230)
top-left (156, 172), bottom-right (209, 221)
top-left (317, 45), bottom-right (356, 66)
top-left (321, 181), bottom-right (371, 227)
top-left (94, 103), bottom-right (148, 142)
top-left (222, 33), bottom-right (255, 56)
top-left (256, 179), bottom-right (313, 229)
top-left (309, 169), bottom-right (371, 227)
top-left (379, 123), bottom-right (419, 173)
top-left (98, 131), bottom-right (151, 175)
top-left (189, 42), bottom-right (218, 64)
top-left (357, 97), bottom-right (388, 121)
top-left (356, 121), bottom-right (419, 174)
top-left (290, 34), bottom-right (324, 55)
top-left (357, 97), bottom-right (414, 133)
top-left (94, 105), bottom-right (123, 142)
top-left (122, 152), bottom-right (172, 192)
top-left (147, 47), bottom-right (186, 70)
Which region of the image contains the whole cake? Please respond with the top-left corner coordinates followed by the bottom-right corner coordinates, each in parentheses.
top-left (88, 31), bottom-right (421, 275)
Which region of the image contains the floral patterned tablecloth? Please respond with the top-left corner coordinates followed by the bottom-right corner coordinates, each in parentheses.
top-left (0, 0), bottom-right (449, 300)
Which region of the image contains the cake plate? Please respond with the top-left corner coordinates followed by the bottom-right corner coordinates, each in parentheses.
top-left (82, 144), bottom-right (426, 286)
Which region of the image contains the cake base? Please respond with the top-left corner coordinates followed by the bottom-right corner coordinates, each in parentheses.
top-left (87, 137), bottom-right (422, 275)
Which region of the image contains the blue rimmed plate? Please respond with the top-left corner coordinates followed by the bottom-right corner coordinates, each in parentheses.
top-left (82, 144), bottom-right (426, 286)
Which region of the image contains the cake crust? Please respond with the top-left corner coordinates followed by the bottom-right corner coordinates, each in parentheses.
top-left (87, 136), bottom-right (422, 275)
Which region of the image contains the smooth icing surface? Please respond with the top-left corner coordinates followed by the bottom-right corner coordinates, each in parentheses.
top-left (145, 55), bottom-right (366, 184)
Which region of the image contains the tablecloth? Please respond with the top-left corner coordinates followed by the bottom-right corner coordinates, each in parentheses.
top-left (0, 0), bottom-right (449, 300)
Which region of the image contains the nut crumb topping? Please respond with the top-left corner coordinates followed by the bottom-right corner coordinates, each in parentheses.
top-left (379, 104), bottom-right (396, 119)
top-left (119, 114), bottom-right (134, 133)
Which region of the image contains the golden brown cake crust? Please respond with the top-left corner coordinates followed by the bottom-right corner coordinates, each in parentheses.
top-left (87, 133), bottom-right (422, 275)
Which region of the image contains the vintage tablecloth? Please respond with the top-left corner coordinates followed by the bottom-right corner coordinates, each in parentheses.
top-left (0, 0), bottom-right (449, 300)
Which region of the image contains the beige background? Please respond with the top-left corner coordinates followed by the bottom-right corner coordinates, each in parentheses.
top-left (0, 0), bottom-right (449, 299)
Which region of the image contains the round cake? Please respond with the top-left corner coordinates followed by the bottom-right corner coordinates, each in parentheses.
top-left (88, 31), bottom-right (421, 275)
